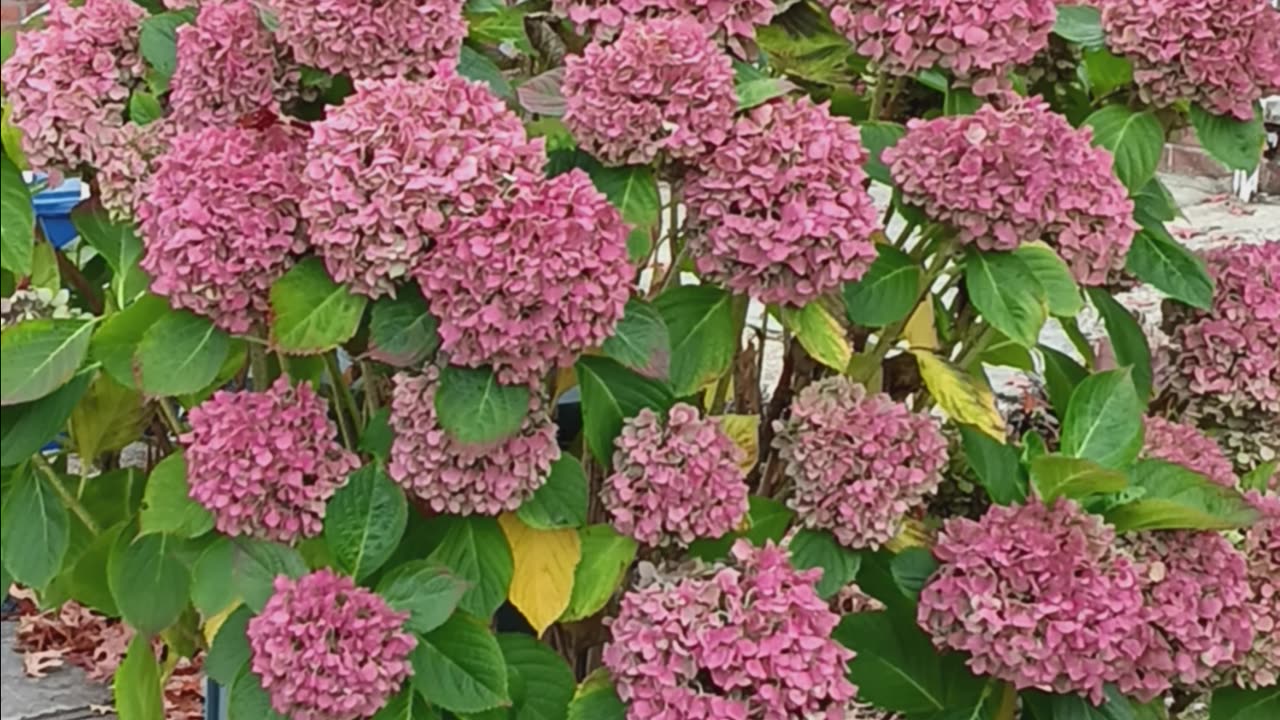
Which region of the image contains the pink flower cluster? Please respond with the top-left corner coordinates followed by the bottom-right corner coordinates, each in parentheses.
top-left (247, 570), bottom-right (415, 720)
top-left (553, 0), bottom-right (776, 53)
top-left (418, 170), bottom-right (631, 386)
top-left (774, 377), bottom-right (947, 549)
top-left (684, 98), bottom-right (880, 305)
top-left (183, 378), bottom-right (359, 544)
top-left (1101, 0), bottom-right (1280, 121)
top-left (1, 0), bottom-right (146, 174)
top-left (139, 124), bottom-right (309, 334)
top-left (604, 404), bottom-right (749, 547)
top-left (96, 120), bottom-right (175, 221)
top-left (388, 366), bottom-right (560, 515)
top-left (824, 0), bottom-right (1056, 94)
top-left (302, 73), bottom-right (544, 299)
top-left (563, 17), bottom-right (736, 166)
top-left (918, 499), bottom-right (1149, 704)
top-left (603, 540), bottom-right (856, 719)
top-left (1141, 415), bottom-right (1237, 488)
top-left (885, 98), bottom-right (1137, 285)
top-left (264, 0), bottom-right (466, 80)
top-left (1235, 492), bottom-right (1280, 688)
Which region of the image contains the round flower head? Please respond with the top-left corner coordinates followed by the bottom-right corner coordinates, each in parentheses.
top-left (183, 378), bottom-right (360, 544)
top-left (1234, 492), bottom-right (1280, 688)
top-left (1, 0), bottom-right (147, 174)
top-left (247, 569), bottom-right (415, 720)
top-left (96, 121), bottom-right (175, 222)
top-left (553, 0), bottom-right (776, 54)
top-left (823, 0), bottom-right (1056, 94)
top-left (1101, 0), bottom-right (1280, 121)
top-left (919, 499), bottom-right (1149, 703)
top-left (603, 540), bottom-right (856, 719)
top-left (139, 124), bottom-right (308, 334)
top-left (684, 98), bottom-right (880, 306)
top-left (563, 16), bottom-right (736, 166)
top-left (419, 170), bottom-right (632, 386)
top-left (1141, 415), bottom-right (1237, 488)
top-left (303, 73), bottom-right (544, 299)
top-left (265, 0), bottom-right (466, 80)
top-left (388, 366), bottom-right (560, 515)
top-left (604, 404), bottom-right (749, 547)
top-left (886, 97), bottom-right (1136, 285)
top-left (774, 377), bottom-right (948, 549)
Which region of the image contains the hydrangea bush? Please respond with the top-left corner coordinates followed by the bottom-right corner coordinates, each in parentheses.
top-left (0, 1), bottom-right (1276, 719)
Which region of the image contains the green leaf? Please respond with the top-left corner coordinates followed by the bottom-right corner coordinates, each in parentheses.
top-left (1134, 177), bottom-right (1181, 223)
top-left (109, 533), bottom-right (191, 635)
top-left (1241, 462), bottom-right (1278, 493)
top-left (959, 425), bottom-right (1028, 505)
top-left (859, 122), bottom-right (907, 185)
top-left (229, 665), bottom-right (285, 720)
top-left (434, 364), bottom-right (531, 445)
top-left (1084, 106), bottom-right (1164, 191)
top-left (1190, 102), bottom-right (1265, 173)
top-left (1013, 243), bottom-right (1083, 317)
top-left (944, 87), bottom-right (982, 116)
top-left (1210, 685), bottom-right (1280, 720)
top-left (1040, 345), bottom-right (1088, 417)
top-left (779, 302), bottom-right (853, 372)
top-left (891, 548), bottom-right (939, 601)
top-left (586, 163), bottom-right (660, 230)
top-left (0, 369), bottom-right (92, 466)
top-left (67, 522), bottom-right (128, 616)
top-left (466, 7), bottom-right (533, 54)
top-left (456, 45), bottom-right (511, 99)
top-left (575, 355), bottom-right (675, 466)
top-left (567, 669), bottom-right (627, 720)
top-left (270, 258), bottom-right (367, 354)
top-left (1, 318), bottom-right (93, 405)
top-left (517, 455), bottom-right (588, 530)
top-left (72, 204), bottom-right (151, 305)
top-left (428, 515), bottom-right (514, 618)
top-left (128, 91), bottom-right (164, 125)
top-left (372, 688), bottom-right (437, 720)
top-left (788, 528), bottom-right (861, 599)
top-left (1, 466), bottom-right (69, 588)
top-left (1083, 49), bottom-right (1134, 99)
top-left (412, 613), bottom-right (510, 714)
top-left (114, 635), bottom-right (164, 720)
top-left (1105, 459), bottom-right (1260, 532)
top-left (754, 22), bottom-right (857, 86)
top-left (688, 496), bottom-right (795, 560)
top-left (734, 61), bottom-right (796, 110)
top-left (843, 244), bottom-right (922, 327)
top-left (1030, 454), bottom-right (1130, 503)
top-left (136, 310), bottom-right (230, 396)
top-left (91, 294), bottom-right (169, 389)
top-left (1125, 225), bottom-right (1214, 310)
top-left (562, 524), bottom-right (638, 622)
top-left (601, 298), bottom-right (671, 381)
top-left (368, 290), bottom-right (439, 367)
top-left (1060, 368), bottom-right (1145, 469)
top-left (1087, 288), bottom-right (1153, 399)
top-left (498, 634), bottom-right (575, 720)
top-left (325, 465), bottom-right (407, 580)
top-left (965, 249), bottom-right (1047, 348)
top-left (139, 10), bottom-right (195, 88)
top-left (191, 537), bottom-right (307, 615)
top-left (360, 408), bottom-right (394, 460)
top-left (206, 606), bottom-right (253, 687)
top-left (0, 152), bottom-right (33, 275)
top-left (653, 285), bottom-right (737, 396)
top-left (377, 560), bottom-right (468, 635)
top-left (1052, 5), bottom-right (1106, 50)
top-left (139, 452), bottom-right (213, 539)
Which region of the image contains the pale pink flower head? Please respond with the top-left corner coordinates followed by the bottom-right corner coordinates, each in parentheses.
top-left (264, 0), bottom-right (466, 80)
top-left (1233, 492), bottom-right (1280, 688)
top-left (684, 98), bottom-right (880, 306)
top-left (1, 0), bottom-right (147, 174)
top-left (183, 378), bottom-right (360, 545)
top-left (919, 499), bottom-right (1150, 704)
top-left (303, 73), bottom-right (545, 299)
top-left (603, 540), bottom-right (856, 719)
top-left (563, 16), bottom-right (736, 166)
top-left (138, 124), bottom-right (309, 334)
top-left (387, 366), bottom-right (560, 516)
top-left (1101, 0), bottom-right (1280, 121)
top-left (418, 170), bottom-right (632, 386)
top-left (774, 377), bottom-right (948, 549)
top-left (247, 569), bottom-right (416, 720)
top-left (604, 404), bottom-right (749, 548)
top-left (1141, 416), bottom-right (1237, 488)
top-left (553, 0), bottom-right (776, 54)
top-left (885, 97), bottom-right (1136, 285)
top-left (96, 120), bottom-right (176, 222)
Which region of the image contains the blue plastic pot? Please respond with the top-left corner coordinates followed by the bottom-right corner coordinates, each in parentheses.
top-left (31, 178), bottom-right (83, 250)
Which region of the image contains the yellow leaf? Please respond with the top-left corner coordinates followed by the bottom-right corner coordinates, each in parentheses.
top-left (201, 603), bottom-right (240, 645)
top-left (715, 414), bottom-right (760, 474)
top-left (553, 365), bottom-right (578, 403)
top-left (884, 518), bottom-right (933, 552)
top-left (498, 513), bottom-right (581, 637)
top-left (903, 300), bottom-right (939, 351)
top-left (911, 350), bottom-right (1006, 442)
top-left (779, 302), bottom-right (852, 372)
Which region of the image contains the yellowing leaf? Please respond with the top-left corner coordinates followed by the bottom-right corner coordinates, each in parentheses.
top-left (903, 301), bottom-right (939, 350)
top-left (554, 365), bottom-right (578, 403)
top-left (912, 350), bottom-right (1005, 441)
top-left (202, 602), bottom-right (240, 645)
top-left (498, 513), bottom-right (581, 637)
top-left (715, 414), bottom-right (760, 474)
top-left (779, 302), bottom-right (852, 372)
top-left (884, 518), bottom-right (933, 552)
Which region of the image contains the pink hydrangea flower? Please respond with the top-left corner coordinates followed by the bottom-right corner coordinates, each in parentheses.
top-left (388, 366), bottom-right (560, 516)
top-left (1234, 492), bottom-right (1280, 688)
top-left (823, 0), bottom-right (1056, 94)
top-left (563, 17), bottom-right (736, 166)
top-left (885, 97), bottom-right (1137, 285)
top-left (264, 0), bottom-right (466, 80)
top-left (684, 98), bottom-right (880, 306)
top-left (603, 540), bottom-right (857, 719)
top-left (138, 124), bottom-right (308, 334)
top-left (418, 170), bottom-right (632, 386)
top-left (183, 378), bottom-right (360, 545)
top-left (1, 0), bottom-right (146, 174)
top-left (248, 569), bottom-right (415, 720)
top-left (1141, 416), bottom-right (1237, 488)
top-left (1101, 0), bottom-right (1280, 121)
top-left (918, 499), bottom-right (1150, 704)
top-left (96, 120), bottom-right (175, 222)
top-left (774, 377), bottom-right (947, 549)
top-left (553, 0), bottom-right (776, 53)
top-left (303, 73), bottom-right (544, 299)
top-left (604, 404), bottom-right (749, 547)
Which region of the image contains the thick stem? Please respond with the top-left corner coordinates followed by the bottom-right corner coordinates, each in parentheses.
top-left (248, 344), bottom-right (270, 392)
top-left (325, 352), bottom-right (359, 452)
top-left (710, 294), bottom-right (749, 413)
top-left (34, 456), bottom-right (101, 535)
top-left (54, 248), bottom-right (103, 315)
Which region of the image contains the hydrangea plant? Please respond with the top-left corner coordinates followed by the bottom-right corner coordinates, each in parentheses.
top-left (0, 1), bottom-right (1276, 719)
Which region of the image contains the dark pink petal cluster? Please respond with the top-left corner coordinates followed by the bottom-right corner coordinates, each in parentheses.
top-left (684, 98), bottom-right (880, 306)
top-left (604, 404), bottom-right (749, 547)
top-left (1101, 0), bottom-right (1280, 121)
top-left (553, 0), bottom-right (775, 52)
top-left (388, 366), bottom-right (560, 515)
top-left (603, 540), bottom-right (856, 720)
top-left (183, 378), bottom-right (359, 544)
top-left (885, 97), bottom-right (1136, 285)
top-left (1, 0), bottom-right (146, 174)
top-left (1234, 492), bottom-right (1280, 688)
top-left (264, 0), bottom-right (466, 80)
top-left (139, 124), bottom-right (308, 333)
top-left (563, 17), bottom-right (736, 166)
top-left (918, 499), bottom-right (1149, 704)
top-left (823, 0), bottom-right (1056, 94)
top-left (96, 120), bottom-right (175, 221)
top-left (1141, 415), bottom-right (1237, 488)
top-left (303, 73), bottom-right (544, 299)
top-left (774, 377), bottom-right (947, 549)
top-left (419, 170), bottom-right (632, 386)
top-left (247, 570), bottom-right (415, 720)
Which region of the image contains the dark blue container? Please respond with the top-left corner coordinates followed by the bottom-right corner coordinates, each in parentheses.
top-left (31, 178), bottom-right (83, 250)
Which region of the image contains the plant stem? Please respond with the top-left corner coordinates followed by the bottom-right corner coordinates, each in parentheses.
top-left (248, 344), bottom-right (270, 391)
top-left (156, 398), bottom-right (185, 437)
top-left (868, 70), bottom-right (890, 120)
top-left (33, 455), bottom-right (101, 535)
top-left (325, 352), bottom-right (359, 451)
top-left (710, 294), bottom-right (749, 413)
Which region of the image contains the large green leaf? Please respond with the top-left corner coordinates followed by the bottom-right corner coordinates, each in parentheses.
top-left (1210, 686), bottom-right (1280, 720)
top-left (138, 9), bottom-right (195, 90)
top-left (575, 355), bottom-right (674, 466)
top-left (90, 294), bottom-right (169, 388)
top-left (0, 153), bottom-right (33, 275)
top-left (498, 634), bottom-right (576, 720)
top-left (586, 163), bottom-right (660, 230)
top-left (1013, 243), bottom-right (1083, 317)
top-left (457, 45), bottom-right (512, 100)
top-left (959, 425), bottom-right (1028, 505)
top-left (205, 606), bottom-right (253, 687)
top-left (0, 466), bottom-right (69, 588)
top-left (412, 613), bottom-right (510, 714)
top-left (1024, 687), bottom-right (1149, 720)
top-left (965, 249), bottom-right (1047, 348)
top-left (1087, 288), bottom-right (1153, 399)
top-left (229, 665), bottom-right (285, 720)
top-left (788, 528), bottom-right (861, 599)
top-left (108, 533), bottom-right (191, 635)
top-left (601, 298), bottom-right (670, 381)
top-left (371, 688), bottom-right (437, 720)
top-left (733, 61), bottom-right (795, 111)
top-left (71, 204), bottom-right (149, 305)
top-left (1060, 368), bottom-right (1145, 469)
top-left (377, 560), bottom-right (468, 635)
top-left (1083, 48), bottom-right (1134, 99)
top-left (1125, 224), bottom-right (1214, 311)
top-left (190, 536), bottom-right (307, 615)
top-left (779, 301), bottom-right (852, 372)
top-left (566, 670), bottom-right (627, 720)
top-left (368, 290), bottom-right (439, 367)
top-left (1190, 103), bottom-right (1265, 173)
top-left (139, 451), bottom-right (214, 539)
top-left (270, 258), bottom-right (367, 354)
top-left (0, 369), bottom-right (92, 466)
top-left (325, 464), bottom-right (407, 580)
top-left (860, 122), bottom-right (907, 185)
top-left (517, 455), bottom-right (588, 530)
top-left (653, 285), bottom-right (737, 397)
top-left (1029, 454), bottom-right (1130, 503)
top-left (135, 310), bottom-right (230, 396)
top-left (1039, 345), bottom-right (1088, 417)
top-left (1105, 460), bottom-right (1260, 532)
top-left (114, 635), bottom-right (164, 720)
top-left (844, 244), bottom-right (923, 327)
top-left (1084, 105), bottom-right (1164, 191)
top-left (687, 496), bottom-right (795, 560)
top-left (434, 364), bottom-right (531, 445)
top-left (561, 524), bottom-right (638, 622)
top-left (0, 318), bottom-right (94, 405)
top-left (427, 515), bottom-right (514, 618)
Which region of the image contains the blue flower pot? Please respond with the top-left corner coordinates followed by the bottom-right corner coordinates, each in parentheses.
top-left (31, 178), bottom-right (83, 250)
